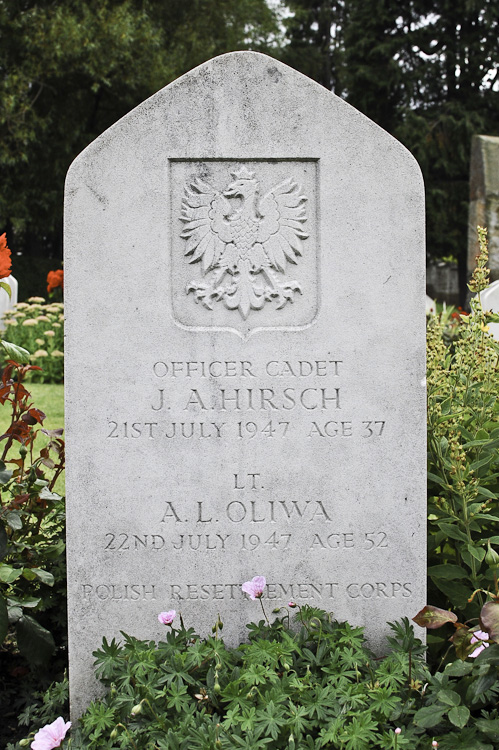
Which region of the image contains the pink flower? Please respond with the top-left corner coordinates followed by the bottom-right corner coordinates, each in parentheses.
top-left (158, 610), bottom-right (176, 625)
top-left (288, 601), bottom-right (297, 608)
top-left (31, 717), bottom-right (71, 749)
top-left (241, 576), bottom-right (266, 600)
top-left (432, 742), bottom-right (438, 748)
top-left (395, 727), bottom-right (401, 735)
top-left (469, 629), bottom-right (489, 658)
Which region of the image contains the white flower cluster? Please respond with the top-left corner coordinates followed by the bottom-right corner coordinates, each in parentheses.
top-left (2, 298), bottom-right (64, 382)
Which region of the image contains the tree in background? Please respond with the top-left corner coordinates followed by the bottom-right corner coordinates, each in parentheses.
top-left (281, 0), bottom-right (499, 301)
top-left (0, 0), bottom-right (278, 286)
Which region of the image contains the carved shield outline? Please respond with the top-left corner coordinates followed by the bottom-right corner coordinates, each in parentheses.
top-left (169, 158), bottom-right (320, 339)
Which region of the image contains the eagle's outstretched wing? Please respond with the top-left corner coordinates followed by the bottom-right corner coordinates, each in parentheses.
top-left (257, 178), bottom-right (308, 272)
top-left (180, 178), bottom-right (233, 274)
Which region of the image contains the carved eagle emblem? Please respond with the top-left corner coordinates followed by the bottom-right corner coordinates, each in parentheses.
top-left (180, 166), bottom-right (309, 319)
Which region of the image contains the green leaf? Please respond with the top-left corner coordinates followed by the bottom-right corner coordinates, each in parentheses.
top-left (39, 487), bottom-right (61, 502)
top-left (15, 614), bottom-right (55, 665)
top-left (437, 688), bottom-right (461, 706)
top-left (0, 282), bottom-right (11, 298)
top-left (428, 564), bottom-right (468, 580)
top-left (5, 511), bottom-right (22, 531)
top-left (467, 544), bottom-right (486, 562)
top-left (470, 455), bottom-right (495, 472)
top-left (475, 429), bottom-right (491, 441)
top-left (428, 471), bottom-right (448, 488)
top-left (432, 579), bottom-right (472, 609)
top-left (470, 673), bottom-right (497, 700)
top-left (0, 461), bottom-right (13, 485)
top-left (448, 705), bottom-right (470, 728)
top-left (413, 706), bottom-right (446, 728)
top-left (444, 659), bottom-right (473, 676)
top-left (475, 717), bottom-right (499, 741)
top-left (0, 597), bottom-right (7, 643)
top-left (476, 487), bottom-right (498, 500)
top-left (31, 568), bottom-right (55, 586)
top-left (8, 606), bottom-right (23, 623)
top-left (7, 596), bottom-right (40, 609)
top-left (0, 564), bottom-right (22, 584)
top-left (0, 340), bottom-right (31, 364)
top-left (474, 644), bottom-right (499, 666)
top-left (437, 522), bottom-right (469, 542)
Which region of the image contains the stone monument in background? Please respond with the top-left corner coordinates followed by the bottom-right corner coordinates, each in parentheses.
top-left (468, 135), bottom-right (499, 281)
top-left (65, 52), bottom-right (426, 717)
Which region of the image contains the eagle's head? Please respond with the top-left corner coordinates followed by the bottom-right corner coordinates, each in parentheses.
top-left (224, 166), bottom-right (258, 200)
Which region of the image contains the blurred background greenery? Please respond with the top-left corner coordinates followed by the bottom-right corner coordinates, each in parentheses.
top-left (1, 0), bottom-right (498, 302)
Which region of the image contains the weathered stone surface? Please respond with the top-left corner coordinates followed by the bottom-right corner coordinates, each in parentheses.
top-left (65, 51), bottom-right (426, 718)
top-left (480, 280), bottom-right (499, 339)
top-left (468, 135), bottom-right (499, 281)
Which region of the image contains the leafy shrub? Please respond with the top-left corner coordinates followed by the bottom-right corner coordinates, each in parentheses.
top-left (2, 298), bottom-right (64, 383)
top-left (9, 606), bottom-right (499, 750)
top-left (426, 227), bottom-right (499, 636)
top-left (0, 342), bottom-right (66, 665)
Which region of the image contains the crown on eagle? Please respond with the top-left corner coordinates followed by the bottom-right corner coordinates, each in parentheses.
top-left (230, 166), bottom-right (256, 181)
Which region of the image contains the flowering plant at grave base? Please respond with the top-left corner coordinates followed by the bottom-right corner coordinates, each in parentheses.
top-left (2, 299), bottom-right (64, 383)
top-left (0, 232), bottom-right (12, 297)
top-left (0, 340), bottom-right (66, 666)
top-left (12, 598), bottom-right (499, 750)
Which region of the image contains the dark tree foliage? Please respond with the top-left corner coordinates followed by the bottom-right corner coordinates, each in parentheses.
top-left (281, 0), bottom-right (499, 300)
top-left (0, 0), bottom-right (278, 260)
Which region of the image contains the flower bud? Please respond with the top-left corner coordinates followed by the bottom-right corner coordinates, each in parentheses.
top-left (131, 702), bottom-right (143, 715)
top-left (485, 542), bottom-right (499, 569)
top-left (19, 446), bottom-right (28, 459)
top-left (110, 728), bottom-right (119, 740)
top-left (19, 740), bottom-right (29, 747)
top-left (214, 680), bottom-right (221, 694)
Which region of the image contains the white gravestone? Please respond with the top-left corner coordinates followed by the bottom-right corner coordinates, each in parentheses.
top-left (0, 275), bottom-right (18, 330)
top-left (480, 280), bottom-right (499, 340)
top-left (65, 52), bottom-right (426, 718)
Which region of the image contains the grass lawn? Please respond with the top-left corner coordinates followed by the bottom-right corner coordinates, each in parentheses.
top-left (0, 382), bottom-right (65, 495)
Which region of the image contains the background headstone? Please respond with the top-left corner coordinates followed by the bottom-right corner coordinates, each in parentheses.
top-left (65, 52), bottom-right (426, 718)
top-left (468, 135), bottom-right (499, 282)
top-left (426, 261), bottom-right (459, 306)
top-left (480, 279), bottom-right (499, 340)
top-left (0, 275), bottom-right (18, 331)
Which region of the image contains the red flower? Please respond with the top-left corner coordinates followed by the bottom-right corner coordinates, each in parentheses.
top-left (47, 269), bottom-right (63, 293)
top-left (0, 233), bottom-right (12, 279)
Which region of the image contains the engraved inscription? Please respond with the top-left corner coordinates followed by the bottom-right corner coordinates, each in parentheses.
top-left (78, 580), bottom-right (412, 603)
top-left (181, 166), bottom-right (309, 318)
top-left (81, 584), bottom-right (156, 601)
top-left (101, 530), bottom-right (389, 553)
